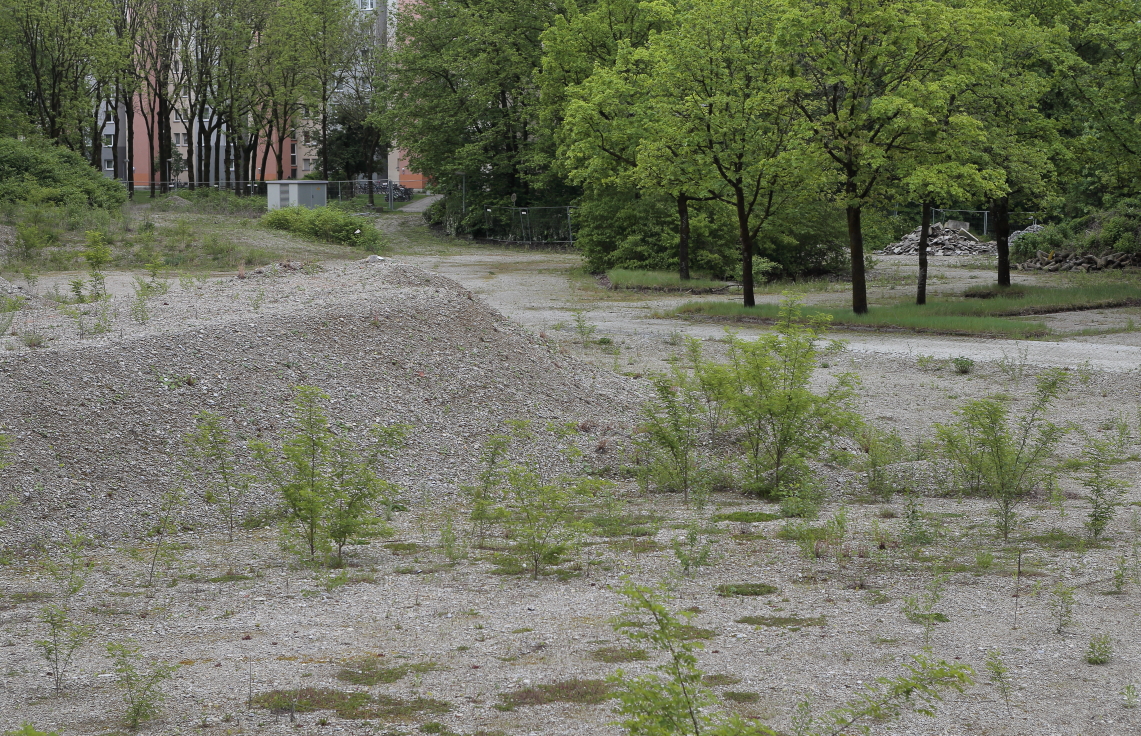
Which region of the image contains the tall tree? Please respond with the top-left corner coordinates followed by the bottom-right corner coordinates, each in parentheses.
top-left (638, 0), bottom-right (819, 306)
top-left (387, 0), bottom-right (568, 212)
top-left (779, 0), bottom-right (1007, 313)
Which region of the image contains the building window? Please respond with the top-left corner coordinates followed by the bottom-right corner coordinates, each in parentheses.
top-left (103, 134), bottom-right (113, 147)
top-left (104, 159), bottom-right (114, 170)
top-left (359, 0), bottom-right (375, 9)
top-left (290, 143), bottom-right (297, 169)
top-left (303, 158), bottom-right (312, 172)
top-left (173, 132), bottom-right (188, 146)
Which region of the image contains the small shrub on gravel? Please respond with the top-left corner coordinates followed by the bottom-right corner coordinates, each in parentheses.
top-left (590, 646), bottom-right (649, 664)
top-left (106, 641), bottom-right (179, 729)
top-left (252, 386), bottom-right (409, 566)
top-left (261, 206), bottom-right (386, 251)
top-left (3, 725), bottom-right (61, 736)
top-left (183, 410), bottom-right (254, 542)
top-left (715, 583), bottom-right (778, 597)
top-left (1086, 634), bottom-right (1113, 664)
top-left (495, 678), bottom-right (612, 710)
top-left (936, 368), bottom-right (1069, 539)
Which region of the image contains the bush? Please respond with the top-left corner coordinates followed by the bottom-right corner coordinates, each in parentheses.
top-left (262, 206), bottom-right (386, 251)
top-left (0, 138), bottom-right (126, 209)
top-left (1013, 198), bottom-right (1141, 260)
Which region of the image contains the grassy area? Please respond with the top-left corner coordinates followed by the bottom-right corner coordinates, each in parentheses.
top-left (606, 268), bottom-right (729, 291)
top-left (674, 281), bottom-right (1141, 335)
top-left (674, 300), bottom-right (1051, 337)
top-left (671, 282), bottom-right (1141, 337)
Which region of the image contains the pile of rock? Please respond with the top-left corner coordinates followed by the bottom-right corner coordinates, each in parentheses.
top-left (881, 225), bottom-right (997, 256)
top-left (1016, 250), bottom-right (1141, 272)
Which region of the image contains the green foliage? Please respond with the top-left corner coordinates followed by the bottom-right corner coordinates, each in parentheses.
top-left (82, 230), bottom-right (111, 298)
top-left (937, 370), bottom-right (1068, 539)
top-left (671, 524), bottom-right (714, 577)
top-left (468, 422), bottom-right (608, 579)
top-left (636, 375), bottom-right (708, 506)
top-left (984, 649), bottom-right (1012, 714)
top-left (1049, 582), bottom-right (1076, 634)
top-left (3, 726), bottom-right (62, 736)
top-left (854, 425), bottom-right (907, 501)
top-left (105, 641), bottom-right (179, 729)
top-left (252, 386), bottom-right (407, 565)
top-left (261, 206), bottom-right (386, 251)
top-left (0, 138), bottom-right (126, 209)
top-left (1086, 634), bottom-right (1112, 665)
top-left (1078, 432), bottom-right (1129, 541)
top-left (951, 357), bottom-right (975, 375)
top-left (718, 296), bottom-right (859, 498)
top-left (184, 410), bottom-right (253, 541)
top-left (34, 603), bottom-right (93, 693)
top-left (144, 488), bottom-right (185, 590)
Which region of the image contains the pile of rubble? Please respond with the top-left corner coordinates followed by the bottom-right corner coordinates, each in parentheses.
top-left (881, 225), bottom-right (997, 256)
top-left (1016, 250), bottom-right (1141, 272)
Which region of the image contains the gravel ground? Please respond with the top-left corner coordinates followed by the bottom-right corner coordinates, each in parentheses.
top-left (2, 234), bottom-right (1141, 736)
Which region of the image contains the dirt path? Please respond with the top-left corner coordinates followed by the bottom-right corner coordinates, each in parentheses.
top-left (382, 217), bottom-right (1141, 372)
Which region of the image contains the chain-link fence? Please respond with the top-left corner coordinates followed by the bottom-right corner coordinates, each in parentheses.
top-left (933, 208), bottom-right (1043, 235)
top-left (481, 206), bottom-right (575, 246)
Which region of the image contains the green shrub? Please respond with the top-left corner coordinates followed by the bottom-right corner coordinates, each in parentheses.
top-left (262, 206), bottom-right (386, 251)
top-left (0, 138), bottom-right (126, 209)
top-left (1013, 198), bottom-right (1141, 259)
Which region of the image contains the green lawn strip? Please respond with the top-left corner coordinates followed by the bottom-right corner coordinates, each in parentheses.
top-left (606, 269), bottom-right (729, 292)
top-left (675, 301), bottom-right (1047, 337)
top-left (675, 282), bottom-right (1141, 336)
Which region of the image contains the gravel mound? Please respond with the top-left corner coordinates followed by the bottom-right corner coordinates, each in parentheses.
top-left (0, 260), bottom-right (644, 546)
top-left (881, 225), bottom-right (996, 256)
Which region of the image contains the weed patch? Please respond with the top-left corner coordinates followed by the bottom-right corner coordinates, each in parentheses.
top-left (715, 583), bottom-right (778, 597)
top-left (606, 269), bottom-right (728, 292)
top-left (722, 691), bottom-right (761, 703)
top-left (253, 687), bottom-right (449, 720)
top-left (589, 646), bottom-right (648, 664)
top-left (496, 679), bottom-right (612, 710)
top-left (711, 511), bottom-right (780, 523)
top-left (736, 614), bottom-right (826, 629)
top-left (336, 657), bottom-right (442, 686)
top-left (702, 674), bottom-right (742, 686)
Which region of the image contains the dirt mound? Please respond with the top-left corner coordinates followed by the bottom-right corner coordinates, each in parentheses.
top-left (0, 261), bottom-right (642, 545)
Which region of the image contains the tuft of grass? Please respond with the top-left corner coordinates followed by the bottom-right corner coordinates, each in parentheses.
top-left (495, 678), bottom-right (612, 710)
top-left (723, 691), bottom-right (761, 703)
top-left (589, 646), bottom-right (649, 664)
top-left (606, 269), bottom-right (727, 292)
top-left (1024, 529), bottom-right (1090, 551)
top-left (702, 674), bottom-right (742, 687)
top-left (384, 542), bottom-right (423, 554)
top-left (336, 657), bottom-right (442, 686)
top-left (716, 583), bottom-right (779, 597)
top-left (587, 513), bottom-right (662, 538)
top-left (606, 538), bottom-right (663, 554)
top-left (736, 614), bottom-right (826, 629)
top-left (252, 687), bottom-right (449, 720)
top-left (674, 624), bottom-right (717, 640)
top-left (711, 510), bottom-right (781, 523)
top-left (964, 285), bottom-right (1027, 299)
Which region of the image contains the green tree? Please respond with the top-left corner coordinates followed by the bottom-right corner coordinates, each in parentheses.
top-left (636, 375), bottom-right (706, 506)
top-left (184, 410), bottom-right (252, 541)
top-left (718, 296), bottom-right (859, 497)
top-left (779, 0), bottom-right (1008, 313)
top-left (638, 0), bottom-right (822, 305)
top-left (252, 386), bottom-right (406, 566)
top-left (105, 641), bottom-right (179, 729)
top-left (386, 0), bottom-right (571, 221)
top-left (936, 369), bottom-right (1069, 539)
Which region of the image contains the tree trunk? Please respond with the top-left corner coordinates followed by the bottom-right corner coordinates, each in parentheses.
top-left (994, 195), bottom-right (1011, 287)
top-left (112, 87), bottom-right (122, 184)
top-left (677, 194), bottom-right (691, 281)
top-left (917, 201), bottom-right (931, 305)
top-left (125, 93), bottom-right (135, 198)
top-left (186, 110), bottom-right (196, 191)
top-left (847, 203), bottom-right (868, 314)
top-left (735, 188), bottom-right (755, 307)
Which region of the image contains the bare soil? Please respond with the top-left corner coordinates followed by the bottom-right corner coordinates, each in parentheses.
top-left (2, 214), bottom-right (1140, 736)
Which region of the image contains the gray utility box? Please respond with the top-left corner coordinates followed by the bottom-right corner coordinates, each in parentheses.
top-left (267, 181), bottom-right (327, 210)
